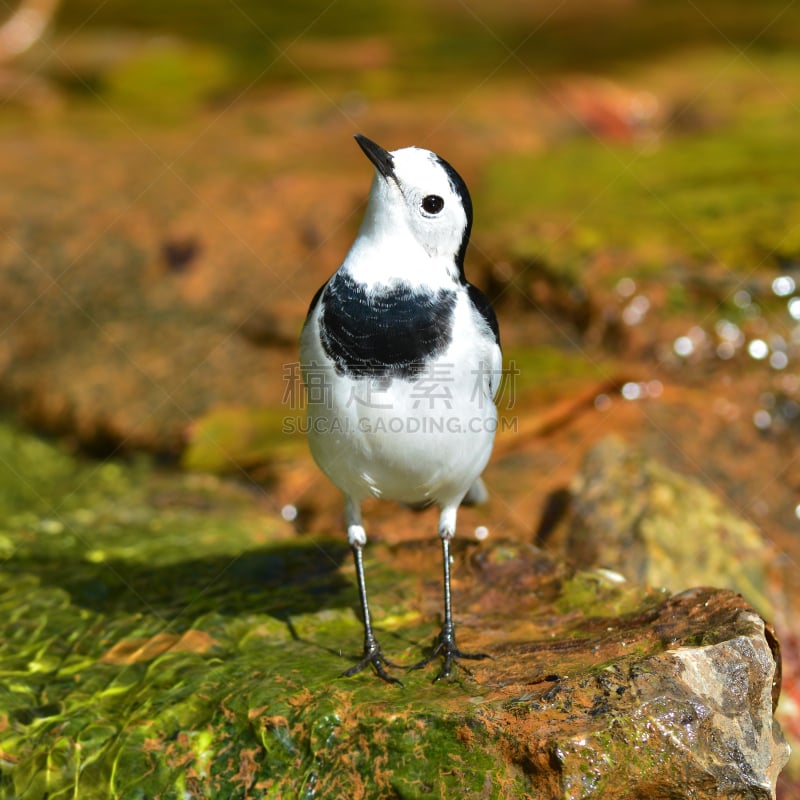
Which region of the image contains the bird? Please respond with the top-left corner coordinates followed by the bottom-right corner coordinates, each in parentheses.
top-left (299, 134), bottom-right (502, 683)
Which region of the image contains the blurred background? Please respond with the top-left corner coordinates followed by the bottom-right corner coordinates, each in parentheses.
top-left (3, 0), bottom-right (800, 794)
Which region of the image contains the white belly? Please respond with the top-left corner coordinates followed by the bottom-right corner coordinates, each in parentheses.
top-left (303, 361), bottom-right (497, 507)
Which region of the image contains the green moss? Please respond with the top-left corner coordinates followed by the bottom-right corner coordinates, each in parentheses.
top-left (53, 1), bottom-right (800, 90)
top-left (103, 40), bottom-right (234, 122)
top-left (480, 95), bottom-right (800, 285)
top-left (181, 407), bottom-right (304, 474)
top-left (555, 572), bottom-right (658, 620)
top-left (503, 345), bottom-right (614, 403)
top-left (0, 423), bottom-right (531, 798)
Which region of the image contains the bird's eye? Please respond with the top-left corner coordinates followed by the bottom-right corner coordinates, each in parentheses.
top-left (421, 195), bottom-right (444, 215)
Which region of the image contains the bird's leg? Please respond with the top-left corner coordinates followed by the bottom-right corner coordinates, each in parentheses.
top-left (412, 506), bottom-right (491, 681)
top-left (342, 496), bottom-right (402, 685)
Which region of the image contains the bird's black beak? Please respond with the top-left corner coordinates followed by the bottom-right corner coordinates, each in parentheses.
top-left (354, 134), bottom-right (396, 182)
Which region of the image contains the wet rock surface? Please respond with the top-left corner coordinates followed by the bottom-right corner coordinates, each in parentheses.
top-left (0, 425), bottom-right (789, 799)
top-left (563, 436), bottom-right (773, 614)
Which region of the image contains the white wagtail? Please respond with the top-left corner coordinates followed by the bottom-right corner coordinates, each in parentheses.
top-left (300, 134), bottom-right (502, 683)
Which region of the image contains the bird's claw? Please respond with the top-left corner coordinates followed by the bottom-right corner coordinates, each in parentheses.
top-left (343, 641), bottom-right (404, 686)
top-left (411, 631), bottom-right (492, 681)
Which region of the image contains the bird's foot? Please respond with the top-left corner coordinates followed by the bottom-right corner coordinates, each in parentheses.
top-left (343, 639), bottom-right (404, 686)
top-left (411, 628), bottom-right (492, 682)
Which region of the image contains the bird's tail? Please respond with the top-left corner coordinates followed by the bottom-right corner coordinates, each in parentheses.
top-left (461, 477), bottom-right (489, 507)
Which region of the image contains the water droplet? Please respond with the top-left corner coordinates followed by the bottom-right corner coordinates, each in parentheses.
top-left (782, 374), bottom-right (800, 393)
top-left (474, 525), bottom-right (489, 541)
top-left (770, 351), bottom-right (789, 370)
top-left (747, 339), bottom-right (769, 360)
top-left (688, 326), bottom-right (707, 343)
top-left (771, 333), bottom-right (787, 350)
top-left (673, 336), bottom-right (694, 357)
top-left (622, 306), bottom-right (642, 326)
top-left (716, 341), bottom-right (735, 360)
top-left (594, 393), bottom-right (611, 411)
top-left (616, 277), bottom-right (636, 297)
top-left (715, 319), bottom-right (742, 344)
top-left (621, 382), bottom-right (642, 400)
top-left (622, 294), bottom-right (650, 326)
top-left (646, 380), bottom-right (663, 398)
top-left (772, 275), bottom-right (796, 297)
top-left (281, 504), bottom-right (298, 522)
top-left (788, 297), bottom-right (800, 320)
top-left (753, 409), bottom-right (772, 430)
top-left (795, 503), bottom-right (800, 521)
top-left (733, 289), bottom-right (752, 308)
top-left (782, 400), bottom-right (800, 419)
top-left (595, 568), bottom-right (627, 584)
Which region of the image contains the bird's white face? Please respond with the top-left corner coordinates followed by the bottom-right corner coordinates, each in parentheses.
top-left (351, 139), bottom-right (472, 288)
top-left (378, 146), bottom-right (470, 262)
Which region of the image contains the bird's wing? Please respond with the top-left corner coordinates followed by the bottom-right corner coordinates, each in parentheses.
top-left (467, 283), bottom-right (500, 349)
top-left (304, 279), bottom-right (328, 322)
top-left (467, 283), bottom-right (502, 399)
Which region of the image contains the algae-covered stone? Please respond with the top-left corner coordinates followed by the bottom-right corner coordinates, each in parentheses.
top-left (565, 436), bottom-right (772, 616)
top-left (0, 426), bottom-right (789, 798)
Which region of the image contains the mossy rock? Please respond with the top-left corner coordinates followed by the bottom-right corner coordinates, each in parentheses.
top-left (0, 425), bottom-right (788, 798)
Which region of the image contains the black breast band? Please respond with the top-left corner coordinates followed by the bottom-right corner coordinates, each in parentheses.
top-left (319, 272), bottom-right (457, 379)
